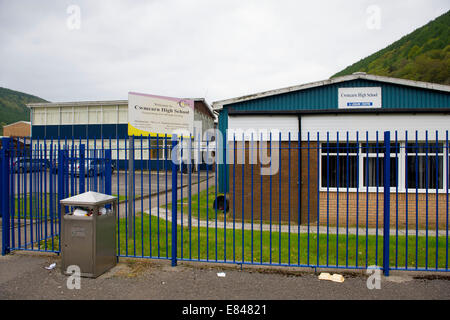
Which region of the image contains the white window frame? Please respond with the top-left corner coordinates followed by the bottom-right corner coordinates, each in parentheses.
top-left (404, 142), bottom-right (446, 193)
top-left (319, 141), bottom-right (449, 193)
top-left (319, 142), bottom-right (359, 192)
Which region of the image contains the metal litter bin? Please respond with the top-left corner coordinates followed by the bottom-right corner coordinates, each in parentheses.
top-left (60, 191), bottom-right (117, 278)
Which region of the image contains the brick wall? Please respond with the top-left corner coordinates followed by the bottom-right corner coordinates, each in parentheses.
top-left (227, 141), bottom-right (449, 228)
top-left (3, 122), bottom-right (30, 137)
top-left (319, 191), bottom-right (449, 228)
top-left (228, 141), bottom-right (318, 224)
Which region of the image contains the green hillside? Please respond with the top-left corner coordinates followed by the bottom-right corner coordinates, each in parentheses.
top-left (332, 10), bottom-right (450, 85)
top-left (0, 87), bottom-right (48, 135)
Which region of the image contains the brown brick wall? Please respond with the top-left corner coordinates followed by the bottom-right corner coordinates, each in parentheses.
top-left (3, 122), bottom-right (30, 137)
top-left (319, 191), bottom-right (449, 228)
top-left (227, 141), bottom-right (449, 228)
top-left (228, 141), bottom-right (318, 224)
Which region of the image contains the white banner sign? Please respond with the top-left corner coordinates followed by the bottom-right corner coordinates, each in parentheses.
top-left (128, 92), bottom-right (194, 137)
top-left (338, 87), bottom-right (382, 109)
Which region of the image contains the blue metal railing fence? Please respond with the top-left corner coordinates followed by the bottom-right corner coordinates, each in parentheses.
top-left (1, 131), bottom-right (449, 275)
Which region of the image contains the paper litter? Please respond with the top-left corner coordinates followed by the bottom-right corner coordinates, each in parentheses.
top-left (45, 263), bottom-right (56, 270)
top-left (318, 272), bottom-right (344, 283)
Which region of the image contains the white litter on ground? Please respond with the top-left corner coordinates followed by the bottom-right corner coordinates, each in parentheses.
top-left (217, 272), bottom-right (226, 277)
top-left (318, 272), bottom-right (344, 283)
top-left (45, 263), bottom-right (56, 270)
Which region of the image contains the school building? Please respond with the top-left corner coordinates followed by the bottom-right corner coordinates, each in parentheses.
top-left (212, 73), bottom-right (450, 227)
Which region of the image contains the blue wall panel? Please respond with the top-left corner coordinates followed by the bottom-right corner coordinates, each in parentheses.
top-left (87, 125), bottom-right (102, 138)
top-left (73, 125), bottom-right (87, 138)
top-left (225, 79), bottom-right (450, 111)
top-left (60, 125), bottom-right (72, 139)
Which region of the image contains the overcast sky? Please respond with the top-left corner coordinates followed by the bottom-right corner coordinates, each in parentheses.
top-left (0, 0), bottom-right (448, 104)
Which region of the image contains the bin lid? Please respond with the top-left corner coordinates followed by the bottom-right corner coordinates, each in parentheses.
top-left (60, 191), bottom-right (117, 206)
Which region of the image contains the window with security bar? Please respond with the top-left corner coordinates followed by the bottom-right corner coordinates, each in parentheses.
top-left (362, 143), bottom-right (399, 188)
top-left (321, 143), bottom-right (358, 188)
top-left (406, 143), bottom-right (444, 190)
top-left (320, 141), bottom-right (448, 192)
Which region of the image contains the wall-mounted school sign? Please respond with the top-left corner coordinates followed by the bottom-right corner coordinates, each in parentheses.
top-left (338, 87), bottom-right (382, 109)
top-left (128, 92), bottom-right (194, 137)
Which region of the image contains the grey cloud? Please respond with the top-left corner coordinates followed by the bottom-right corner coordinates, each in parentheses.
top-left (0, 0), bottom-right (449, 104)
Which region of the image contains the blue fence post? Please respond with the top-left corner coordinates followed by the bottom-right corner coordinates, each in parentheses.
top-left (58, 149), bottom-right (65, 215)
top-left (105, 149), bottom-right (112, 210)
top-left (1, 138), bottom-right (11, 255)
top-left (383, 131), bottom-right (391, 276)
top-left (171, 134), bottom-right (178, 267)
top-left (79, 144), bottom-right (85, 193)
top-left (105, 149), bottom-right (112, 195)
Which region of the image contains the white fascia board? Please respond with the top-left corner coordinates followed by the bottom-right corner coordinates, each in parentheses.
top-left (212, 74), bottom-right (450, 111)
top-left (26, 100), bottom-right (128, 109)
